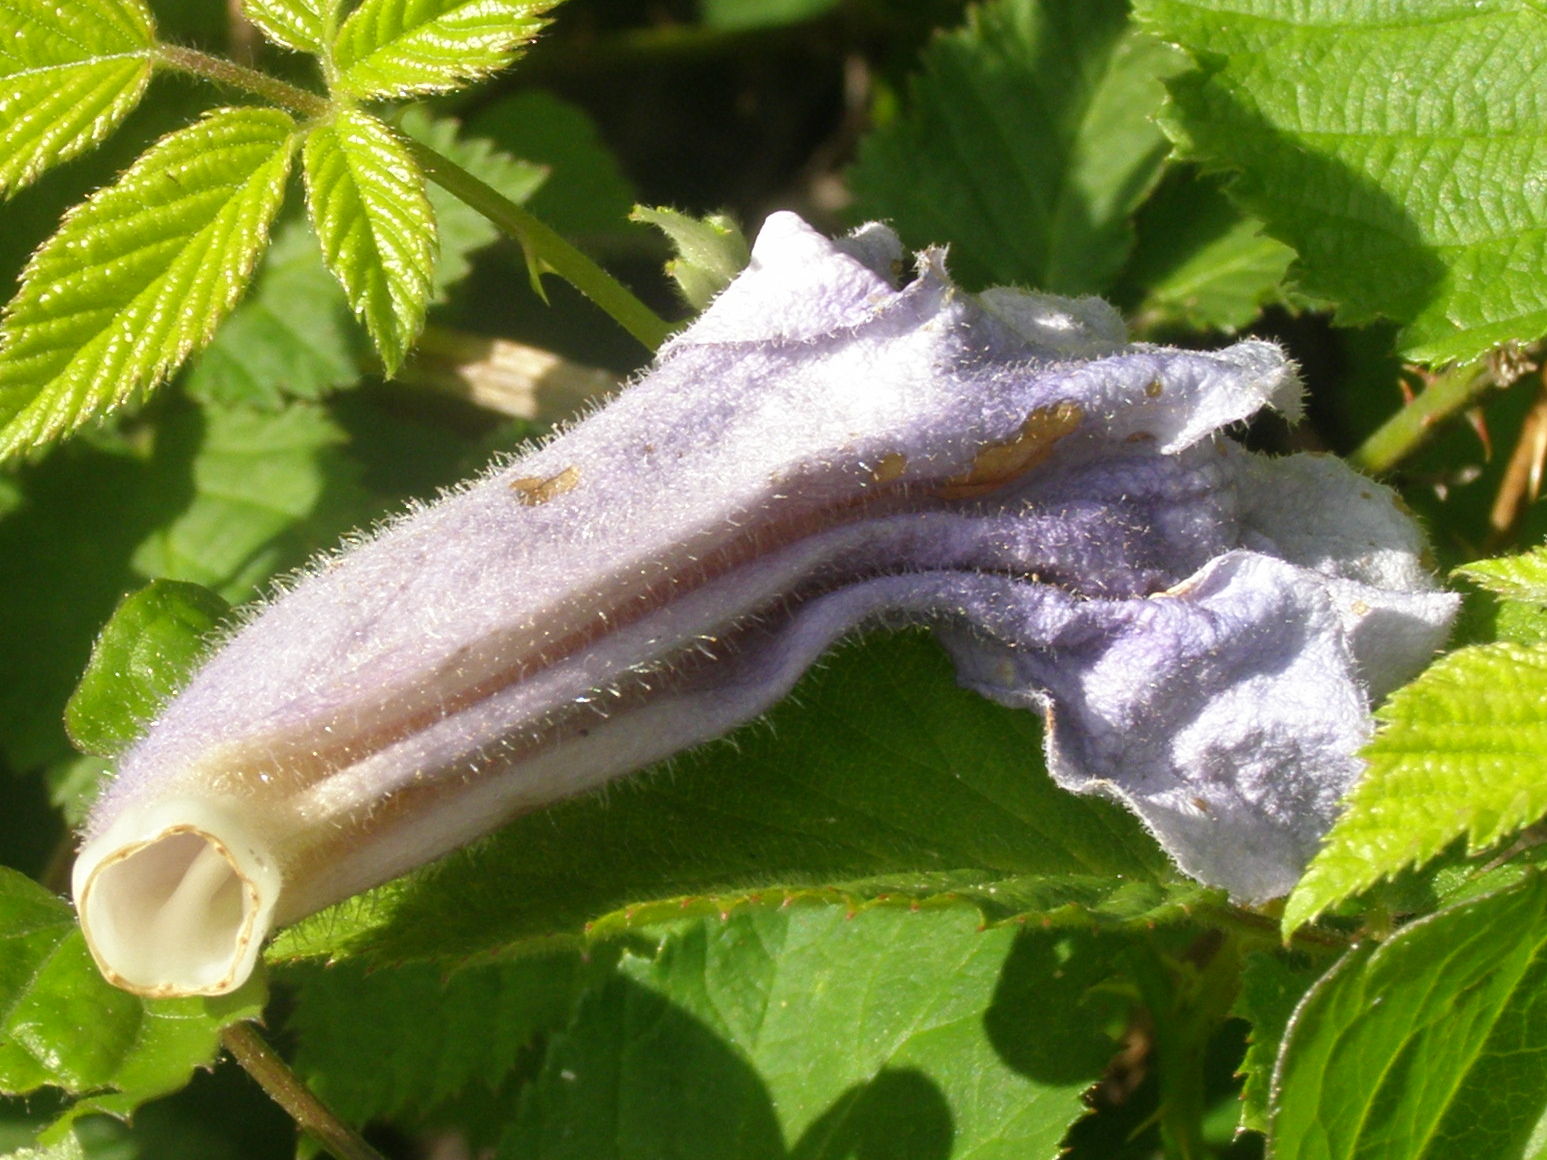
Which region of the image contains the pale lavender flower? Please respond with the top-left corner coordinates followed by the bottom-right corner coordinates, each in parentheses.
top-left (73, 213), bottom-right (1456, 996)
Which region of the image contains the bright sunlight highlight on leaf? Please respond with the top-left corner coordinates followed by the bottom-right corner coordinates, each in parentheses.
top-left (0, 107), bottom-right (297, 458)
top-left (243, 0), bottom-right (339, 56)
top-left (1284, 641), bottom-right (1547, 934)
top-left (0, 0), bottom-right (155, 196)
top-left (303, 108), bottom-right (436, 374)
top-left (332, 0), bottom-right (556, 99)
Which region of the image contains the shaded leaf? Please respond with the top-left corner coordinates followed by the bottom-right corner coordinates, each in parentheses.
top-left (1272, 874), bottom-right (1547, 1159)
top-left (1231, 951), bottom-right (1320, 1135)
top-left (333, 0), bottom-right (555, 100)
top-left (244, 0), bottom-right (338, 56)
top-left (269, 631), bottom-right (1173, 969)
top-left (0, 107), bottom-right (298, 457)
top-left (288, 954), bottom-right (595, 1128)
top-left (0, 399), bottom-right (359, 772)
top-left (183, 219), bottom-right (361, 410)
top-left (63, 580), bottom-right (230, 759)
top-left (0, 0), bottom-right (155, 196)
top-left (465, 90), bottom-right (636, 240)
top-left (1136, 0), bottom-right (1547, 365)
top-left (0, 867), bottom-right (264, 1106)
top-left (303, 107), bottom-right (435, 374)
top-left (1119, 167), bottom-right (1293, 333)
top-left (849, 0), bottom-right (1185, 293)
top-left (503, 907), bottom-right (1129, 1160)
top-left (1284, 642), bottom-right (1547, 934)
top-left (127, 402), bottom-right (362, 598)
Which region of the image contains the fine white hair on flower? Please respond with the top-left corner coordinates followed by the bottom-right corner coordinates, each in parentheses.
top-left (72, 212), bottom-right (1456, 998)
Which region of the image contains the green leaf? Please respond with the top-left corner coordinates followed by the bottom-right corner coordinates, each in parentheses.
top-left (332, 0), bottom-right (555, 100)
top-left (466, 90), bottom-right (638, 239)
top-left (0, 0), bottom-right (155, 197)
top-left (698, 0), bottom-right (838, 31)
top-left (288, 954), bottom-right (594, 1129)
top-left (849, 0), bottom-right (1186, 293)
top-left (1135, 0), bottom-right (1547, 365)
top-left (1119, 167), bottom-right (1293, 334)
top-left (63, 580), bottom-right (230, 759)
top-left (127, 402), bottom-right (362, 598)
top-left (1284, 642), bottom-right (1547, 935)
top-left (1456, 545), bottom-right (1547, 604)
top-left (0, 398), bottom-right (360, 772)
top-left (0, 107), bottom-right (298, 457)
top-left (503, 908), bottom-right (1129, 1159)
top-left (244, 0), bottom-right (338, 55)
top-left (630, 206), bottom-right (749, 311)
top-left (398, 106), bottom-right (548, 301)
top-left (1231, 952), bottom-right (1320, 1135)
top-left (183, 219), bottom-right (361, 410)
top-left (0, 867), bottom-right (265, 1106)
top-left (1272, 873), bottom-right (1547, 1159)
top-left (303, 108), bottom-right (436, 375)
top-left (269, 631), bottom-right (1174, 969)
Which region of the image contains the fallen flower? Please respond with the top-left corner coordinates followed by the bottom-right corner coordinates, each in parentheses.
top-left (73, 213), bottom-right (1456, 997)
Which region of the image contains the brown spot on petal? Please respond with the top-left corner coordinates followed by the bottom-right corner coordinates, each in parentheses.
top-left (939, 402), bottom-right (1082, 499)
top-left (1125, 431), bottom-right (1155, 443)
top-left (510, 465), bottom-right (581, 505)
top-left (1145, 379), bottom-right (1164, 398)
top-left (871, 452), bottom-right (908, 483)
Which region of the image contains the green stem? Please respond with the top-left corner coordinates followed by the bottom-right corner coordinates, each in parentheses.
top-left (400, 135), bottom-right (673, 352)
top-left (223, 1022), bottom-right (385, 1160)
top-left (1350, 358), bottom-right (1498, 475)
top-left (152, 43), bottom-right (329, 118)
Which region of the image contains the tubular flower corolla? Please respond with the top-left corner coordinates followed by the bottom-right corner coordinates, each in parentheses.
top-left (73, 213), bottom-right (1456, 997)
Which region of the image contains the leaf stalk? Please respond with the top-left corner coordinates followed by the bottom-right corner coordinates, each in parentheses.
top-left (152, 43), bottom-right (329, 118)
top-left (222, 1021), bottom-right (386, 1160)
top-left (399, 134), bottom-right (673, 352)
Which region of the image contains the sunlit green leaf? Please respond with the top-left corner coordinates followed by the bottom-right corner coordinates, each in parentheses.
top-left (1284, 642), bottom-right (1547, 934)
top-left (244, 0), bottom-right (338, 56)
top-left (1120, 167), bottom-right (1293, 334)
top-left (0, 107), bottom-right (298, 457)
top-left (1273, 874), bottom-right (1547, 1159)
top-left (0, 867), bottom-right (265, 1106)
top-left (1136, 0), bottom-right (1547, 365)
top-left (63, 580), bottom-right (229, 759)
top-left (0, 0), bottom-right (155, 196)
top-left (303, 108), bottom-right (435, 374)
top-left (332, 0), bottom-right (556, 100)
top-left (503, 908), bottom-right (1130, 1159)
top-left (1456, 545), bottom-right (1547, 604)
top-left (849, 0), bottom-right (1185, 293)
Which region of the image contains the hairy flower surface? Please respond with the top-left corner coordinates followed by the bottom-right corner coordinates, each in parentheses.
top-left (73, 213), bottom-right (1456, 997)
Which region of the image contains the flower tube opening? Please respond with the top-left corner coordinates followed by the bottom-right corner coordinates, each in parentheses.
top-left (72, 797), bottom-right (280, 997)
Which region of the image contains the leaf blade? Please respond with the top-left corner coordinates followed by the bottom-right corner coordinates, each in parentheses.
top-left (332, 0), bottom-right (555, 100)
top-left (0, 0), bottom-right (156, 195)
top-left (1135, 0), bottom-right (1547, 365)
top-left (1272, 874), bottom-right (1547, 1159)
top-left (303, 108), bottom-right (436, 374)
top-left (0, 106), bottom-right (299, 457)
top-left (503, 908), bottom-right (1128, 1160)
top-left (849, 0), bottom-right (1186, 294)
top-left (1284, 642), bottom-right (1547, 933)
top-left (0, 867), bottom-right (265, 1106)
top-left (243, 0), bottom-right (338, 55)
